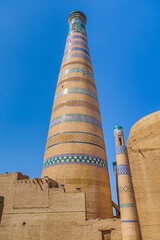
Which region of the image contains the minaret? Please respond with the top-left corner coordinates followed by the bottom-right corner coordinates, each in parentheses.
top-left (114, 124), bottom-right (140, 240)
top-left (41, 11), bottom-right (113, 219)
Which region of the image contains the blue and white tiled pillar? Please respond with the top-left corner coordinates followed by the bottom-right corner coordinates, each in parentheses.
top-left (114, 124), bottom-right (140, 240)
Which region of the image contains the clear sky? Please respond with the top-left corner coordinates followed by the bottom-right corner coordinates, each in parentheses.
top-left (0, 0), bottom-right (159, 205)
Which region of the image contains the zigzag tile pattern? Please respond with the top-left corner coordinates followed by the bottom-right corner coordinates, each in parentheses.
top-left (115, 145), bottom-right (127, 155)
top-left (43, 154), bottom-right (108, 170)
top-left (117, 164), bottom-right (130, 175)
top-left (45, 131), bottom-right (105, 151)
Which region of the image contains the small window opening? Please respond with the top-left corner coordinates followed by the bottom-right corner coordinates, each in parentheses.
top-left (119, 137), bottom-right (122, 145)
top-left (72, 25), bottom-right (76, 31)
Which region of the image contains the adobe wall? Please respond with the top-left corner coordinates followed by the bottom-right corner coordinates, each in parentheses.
top-left (127, 111), bottom-right (160, 240)
top-left (0, 172), bottom-right (121, 240)
top-left (0, 172), bottom-right (29, 213)
top-left (0, 217), bottom-right (121, 240)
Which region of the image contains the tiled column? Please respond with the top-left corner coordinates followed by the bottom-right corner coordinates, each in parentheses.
top-left (114, 125), bottom-right (140, 240)
top-left (41, 11), bottom-right (113, 219)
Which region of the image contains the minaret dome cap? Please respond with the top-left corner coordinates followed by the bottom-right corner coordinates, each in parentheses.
top-left (114, 124), bottom-right (123, 134)
top-left (68, 11), bottom-right (87, 26)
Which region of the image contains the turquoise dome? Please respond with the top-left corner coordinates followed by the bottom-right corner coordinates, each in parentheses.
top-left (114, 124), bottom-right (123, 134)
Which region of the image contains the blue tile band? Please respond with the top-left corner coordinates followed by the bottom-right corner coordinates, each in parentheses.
top-left (57, 76), bottom-right (95, 87)
top-left (121, 220), bottom-right (137, 223)
top-left (62, 53), bottom-right (91, 64)
top-left (54, 88), bottom-right (98, 101)
top-left (46, 141), bottom-right (105, 151)
top-left (65, 41), bottom-right (89, 50)
top-left (49, 114), bottom-right (102, 129)
top-left (117, 164), bottom-right (130, 175)
top-left (115, 145), bottom-right (127, 155)
top-left (52, 100), bottom-right (100, 114)
top-left (58, 68), bottom-right (94, 80)
top-left (120, 203), bottom-right (135, 208)
top-left (64, 47), bottom-right (90, 56)
top-left (66, 35), bottom-right (88, 44)
top-left (43, 154), bottom-right (108, 170)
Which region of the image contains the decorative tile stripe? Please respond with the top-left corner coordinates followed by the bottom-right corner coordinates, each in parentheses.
top-left (46, 131), bottom-right (105, 151)
top-left (120, 203), bottom-right (135, 208)
top-left (52, 100), bottom-right (100, 114)
top-left (61, 60), bottom-right (92, 71)
top-left (64, 47), bottom-right (90, 56)
top-left (43, 154), bottom-right (108, 170)
top-left (54, 88), bottom-right (98, 101)
top-left (121, 220), bottom-right (137, 223)
top-left (119, 185), bottom-right (132, 193)
top-left (49, 114), bottom-right (102, 129)
top-left (65, 40), bottom-right (89, 51)
top-left (63, 53), bottom-right (91, 64)
top-left (70, 18), bottom-right (85, 26)
top-left (46, 141), bottom-right (105, 151)
top-left (68, 29), bottom-right (86, 37)
top-left (117, 164), bottom-right (130, 175)
top-left (58, 68), bottom-right (94, 80)
top-left (115, 145), bottom-right (127, 155)
top-left (57, 76), bottom-right (96, 89)
top-left (67, 35), bottom-right (88, 43)
top-left (47, 131), bottom-right (104, 141)
top-left (68, 13), bottom-right (86, 25)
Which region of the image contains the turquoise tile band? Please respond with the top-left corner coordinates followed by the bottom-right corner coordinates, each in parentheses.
top-left (43, 154), bottom-right (108, 170)
top-left (120, 203), bottom-right (135, 208)
top-left (59, 68), bottom-right (94, 80)
top-left (54, 88), bottom-right (98, 101)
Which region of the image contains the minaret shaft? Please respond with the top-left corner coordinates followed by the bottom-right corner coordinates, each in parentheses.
top-left (42, 11), bottom-right (113, 219)
top-left (114, 125), bottom-right (141, 239)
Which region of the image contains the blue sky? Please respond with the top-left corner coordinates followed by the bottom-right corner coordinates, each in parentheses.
top-left (0, 0), bottom-right (159, 205)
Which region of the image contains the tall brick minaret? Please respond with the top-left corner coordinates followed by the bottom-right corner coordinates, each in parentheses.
top-left (114, 124), bottom-right (140, 239)
top-left (42, 11), bottom-right (113, 219)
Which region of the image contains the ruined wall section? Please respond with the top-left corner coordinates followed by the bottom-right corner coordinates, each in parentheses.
top-left (0, 173), bottom-right (86, 226)
top-left (0, 173), bottom-right (29, 214)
